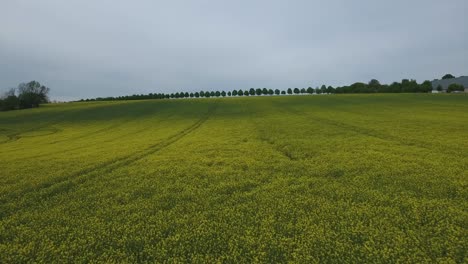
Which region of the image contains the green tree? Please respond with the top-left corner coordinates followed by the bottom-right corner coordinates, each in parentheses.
top-left (215, 91), bottom-right (221, 97)
top-left (281, 90), bottom-right (286, 95)
top-left (447, 83), bottom-right (464, 93)
top-left (232, 90), bottom-right (238, 96)
top-left (401, 79), bottom-right (418, 93)
top-left (420, 80), bottom-right (432, 93)
top-left (268, 89), bottom-right (274, 95)
top-left (300, 88), bottom-right (306, 94)
top-left (287, 88), bottom-right (292, 94)
top-left (227, 91), bottom-right (231, 96)
top-left (368, 79), bottom-right (381, 92)
top-left (221, 91), bottom-right (226, 97)
top-left (238, 89), bottom-right (244, 96)
top-left (293, 88), bottom-right (300, 94)
top-left (256, 88), bottom-right (262, 96)
top-left (244, 90), bottom-right (249, 96)
top-left (17, 81), bottom-right (50, 109)
top-left (307, 87), bottom-right (314, 94)
top-left (0, 88), bottom-right (19, 111)
top-left (249, 88), bottom-right (255, 96)
top-left (320, 85), bottom-right (327, 94)
top-left (389, 82), bottom-right (401, 93)
top-left (262, 88), bottom-right (268, 95)
top-left (274, 89), bottom-right (280, 95)
top-left (442, 74), bottom-right (455, 80)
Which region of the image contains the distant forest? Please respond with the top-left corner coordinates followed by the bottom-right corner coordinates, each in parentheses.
top-left (80, 78), bottom-right (436, 102)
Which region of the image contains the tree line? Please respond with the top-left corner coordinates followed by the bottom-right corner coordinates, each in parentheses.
top-left (0, 81), bottom-right (50, 111)
top-left (80, 78), bottom-right (437, 102)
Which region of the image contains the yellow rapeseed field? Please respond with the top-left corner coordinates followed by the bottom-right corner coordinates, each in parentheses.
top-left (0, 94), bottom-right (467, 262)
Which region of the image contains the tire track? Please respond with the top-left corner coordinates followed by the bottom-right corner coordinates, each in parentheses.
top-left (0, 102), bottom-right (218, 220)
top-left (276, 102), bottom-right (467, 158)
top-left (20, 112), bottom-right (183, 160)
top-left (307, 115), bottom-right (467, 158)
top-left (0, 108), bottom-right (84, 146)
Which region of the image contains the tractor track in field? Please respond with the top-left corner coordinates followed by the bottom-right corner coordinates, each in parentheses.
top-left (0, 107), bottom-right (87, 148)
top-left (277, 103), bottom-right (467, 158)
top-left (0, 102), bottom-right (218, 220)
top-left (307, 115), bottom-right (467, 158)
top-left (48, 123), bottom-right (124, 145)
top-left (20, 112), bottom-right (183, 160)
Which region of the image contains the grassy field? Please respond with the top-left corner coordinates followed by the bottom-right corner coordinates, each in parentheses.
top-left (0, 94), bottom-right (467, 262)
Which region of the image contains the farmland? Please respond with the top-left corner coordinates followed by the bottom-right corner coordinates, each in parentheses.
top-left (0, 94), bottom-right (467, 262)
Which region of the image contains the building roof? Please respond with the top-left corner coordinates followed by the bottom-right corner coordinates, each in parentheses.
top-left (432, 76), bottom-right (468, 90)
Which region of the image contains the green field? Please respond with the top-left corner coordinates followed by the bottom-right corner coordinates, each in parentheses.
top-left (0, 94), bottom-right (467, 262)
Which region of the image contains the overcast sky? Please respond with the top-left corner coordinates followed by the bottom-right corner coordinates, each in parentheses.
top-left (1, 0), bottom-right (467, 101)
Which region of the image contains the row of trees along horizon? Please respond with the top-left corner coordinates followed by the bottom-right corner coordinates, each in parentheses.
top-left (1, 74), bottom-right (465, 111)
top-left (82, 75), bottom-right (464, 102)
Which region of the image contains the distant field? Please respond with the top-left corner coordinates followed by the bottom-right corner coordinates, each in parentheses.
top-left (0, 94), bottom-right (467, 262)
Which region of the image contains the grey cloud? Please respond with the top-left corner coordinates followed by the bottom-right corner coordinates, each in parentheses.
top-left (1, 0), bottom-right (467, 100)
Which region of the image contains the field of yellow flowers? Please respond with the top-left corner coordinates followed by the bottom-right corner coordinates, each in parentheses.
top-left (0, 94), bottom-right (466, 262)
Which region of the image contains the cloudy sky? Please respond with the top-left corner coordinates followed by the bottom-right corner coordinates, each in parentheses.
top-left (1, 0), bottom-right (467, 100)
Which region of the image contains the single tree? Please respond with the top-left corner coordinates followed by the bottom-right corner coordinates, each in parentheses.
top-left (17, 81), bottom-right (50, 108)
top-left (420, 80), bottom-right (432, 93)
top-left (255, 88), bottom-right (262, 96)
top-left (0, 88), bottom-right (19, 111)
top-left (447, 83), bottom-right (464, 93)
top-left (320, 85), bottom-right (327, 94)
top-left (287, 88), bottom-right (292, 94)
top-left (249, 88), bottom-right (255, 96)
top-left (368, 79), bottom-right (381, 92)
top-left (281, 91), bottom-right (286, 95)
top-left (228, 91), bottom-right (232, 96)
top-left (221, 91), bottom-right (226, 97)
top-left (274, 89), bottom-right (280, 95)
top-left (293, 88), bottom-right (300, 94)
top-left (442, 74), bottom-right (455, 80)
